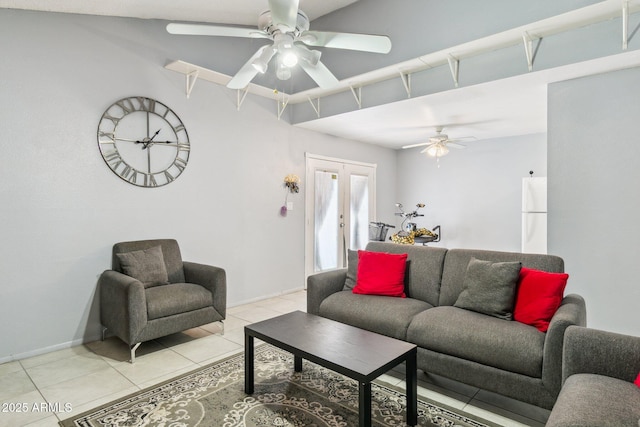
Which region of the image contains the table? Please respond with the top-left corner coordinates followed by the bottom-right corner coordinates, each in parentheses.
top-left (244, 311), bottom-right (417, 427)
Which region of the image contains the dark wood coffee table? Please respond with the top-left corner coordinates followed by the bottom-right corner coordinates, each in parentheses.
top-left (244, 310), bottom-right (417, 427)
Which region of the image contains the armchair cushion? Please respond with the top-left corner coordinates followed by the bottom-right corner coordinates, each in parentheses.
top-left (146, 283), bottom-right (213, 320)
top-left (116, 246), bottom-right (170, 288)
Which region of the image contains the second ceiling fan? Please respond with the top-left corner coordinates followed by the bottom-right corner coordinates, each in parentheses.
top-left (402, 127), bottom-right (475, 158)
top-left (167, 0), bottom-right (392, 90)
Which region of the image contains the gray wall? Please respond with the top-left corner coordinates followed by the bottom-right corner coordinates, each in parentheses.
top-left (0, 10), bottom-right (397, 362)
top-left (548, 67), bottom-right (640, 337)
top-left (396, 134), bottom-right (547, 251)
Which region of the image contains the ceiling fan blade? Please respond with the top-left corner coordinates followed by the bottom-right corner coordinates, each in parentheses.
top-left (401, 142), bottom-right (430, 149)
top-left (298, 60), bottom-right (339, 89)
top-left (269, 0), bottom-right (299, 31)
top-left (448, 136), bottom-right (477, 142)
top-left (299, 31), bottom-right (391, 53)
top-left (166, 23), bottom-right (268, 39)
top-left (419, 144), bottom-right (437, 154)
top-left (447, 142), bottom-right (466, 149)
top-left (227, 45), bottom-right (274, 89)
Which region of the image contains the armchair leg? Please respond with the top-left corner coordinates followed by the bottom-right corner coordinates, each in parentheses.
top-left (130, 342), bottom-right (141, 363)
top-left (102, 327), bottom-right (107, 341)
top-left (220, 320), bottom-right (224, 335)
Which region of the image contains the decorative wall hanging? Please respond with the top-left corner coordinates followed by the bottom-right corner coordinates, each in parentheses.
top-left (281, 174), bottom-right (300, 216)
top-left (97, 96), bottom-right (190, 187)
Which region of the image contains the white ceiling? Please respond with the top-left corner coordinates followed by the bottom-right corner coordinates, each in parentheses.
top-left (297, 49), bottom-right (640, 148)
top-left (0, 0), bottom-right (357, 25)
top-left (2, 0), bottom-right (640, 149)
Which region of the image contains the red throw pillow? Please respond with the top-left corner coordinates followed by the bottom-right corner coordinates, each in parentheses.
top-left (513, 267), bottom-right (569, 332)
top-left (634, 372), bottom-right (640, 388)
top-left (352, 250), bottom-right (408, 298)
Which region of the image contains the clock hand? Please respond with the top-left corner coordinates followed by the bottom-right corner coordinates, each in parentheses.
top-left (140, 129), bottom-right (162, 150)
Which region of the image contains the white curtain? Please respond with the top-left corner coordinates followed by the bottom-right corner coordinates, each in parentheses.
top-left (314, 171), bottom-right (337, 271)
top-left (350, 175), bottom-right (368, 250)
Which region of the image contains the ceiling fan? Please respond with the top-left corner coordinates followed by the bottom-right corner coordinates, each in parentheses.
top-left (166, 0), bottom-right (392, 90)
top-left (402, 127), bottom-right (475, 158)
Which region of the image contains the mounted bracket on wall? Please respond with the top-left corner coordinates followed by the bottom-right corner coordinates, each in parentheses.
top-left (237, 87), bottom-right (250, 111)
top-left (277, 94), bottom-right (290, 120)
top-left (308, 97), bottom-right (320, 118)
top-left (349, 86), bottom-right (362, 109)
top-left (399, 72), bottom-right (412, 98)
top-left (522, 32), bottom-right (539, 72)
top-left (623, 0), bottom-right (629, 50)
top-left (447, 55), bottom-right (460, 87)
top-left (186, 70), bottom-right (199, 98)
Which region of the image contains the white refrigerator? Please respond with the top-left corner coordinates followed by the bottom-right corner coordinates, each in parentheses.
top-left (522, 177), bottom-right (547, 254)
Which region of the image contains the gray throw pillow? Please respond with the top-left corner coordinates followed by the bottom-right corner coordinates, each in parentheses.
top-left (343, 249), bottom-right (359, 290)
top-left (116, 246), bottom-right (170, 288)
top-left (454, 257), bottom-right (522, 320)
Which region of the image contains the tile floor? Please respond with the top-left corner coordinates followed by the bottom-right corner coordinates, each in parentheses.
top-left (0, 290), bottom-right (549, 427)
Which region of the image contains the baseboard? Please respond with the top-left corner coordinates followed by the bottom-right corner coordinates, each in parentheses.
top-left (0, 335), bottom-right (101, 364)
top-left (228, 286), bottom-right (305, 309)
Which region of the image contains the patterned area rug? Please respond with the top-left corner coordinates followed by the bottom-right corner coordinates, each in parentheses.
top-left (60, 344), bottom-right (499, 427)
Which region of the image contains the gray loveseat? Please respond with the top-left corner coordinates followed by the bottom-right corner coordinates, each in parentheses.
top-left (307, 241), bottom-right (587, 409)
top-left (546, 326), bottom-right (640, 426)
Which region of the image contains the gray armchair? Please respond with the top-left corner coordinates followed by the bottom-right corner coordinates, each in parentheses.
top-left (546, 326), bottom-right (640, 426)
top-left (99, 239), bottom-right (226, 362)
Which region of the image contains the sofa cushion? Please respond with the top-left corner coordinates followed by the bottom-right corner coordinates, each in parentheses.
top-left (454, 258), bottom-right (521, 320)
top-left (439, 248), bottom-right (565, 307)
top-left (365, 242), bottom-right (447, 306)
top-left (319, 291), bottom-right (432, 340)
top-left (635, 372), bottom-right (640, 388)
top-left (353, 250), bottom-right (408, 297)
top-left (546, 374), bottom-right (640, 427)
top-left (116, 246), bottom-right (170, 288)
top-left (407, 306), bottom-right (545, 377)
top-left (343, 249), bottom-right (358, 291)
top-left (145, 283), bottom-right (213, 320)
top-left (514, 267), bottom-right (568, 332)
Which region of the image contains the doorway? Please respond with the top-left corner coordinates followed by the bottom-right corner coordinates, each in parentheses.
top-left (305, 154), bottom-right (376, 281)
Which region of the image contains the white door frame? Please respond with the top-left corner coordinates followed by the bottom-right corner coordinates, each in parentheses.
top-left (304, 153), bottom-right (377, 282)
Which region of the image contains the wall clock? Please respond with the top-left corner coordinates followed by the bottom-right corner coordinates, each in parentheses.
top-left (97, 96), bottom-right (190, 187)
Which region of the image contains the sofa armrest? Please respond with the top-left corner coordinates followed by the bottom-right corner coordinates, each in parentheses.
top-left (541, 293), bottom-right (587, 396)
top-left (563, 325), bottom-right (640, 384)
top-left (183, 261), bottom-right (227, 318)
top-left (306, 269), bottom-right (347, 315)
top-left (98, 270), bottom-right (146, 344)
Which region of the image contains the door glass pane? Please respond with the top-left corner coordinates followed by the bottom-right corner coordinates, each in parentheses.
top-left (314, 170), bottom-right (339, 272)
top-left (350, 174), bottom-right (369, 250)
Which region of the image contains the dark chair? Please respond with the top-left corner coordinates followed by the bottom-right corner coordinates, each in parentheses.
top-left (99, 239), bottom-right (226, 362)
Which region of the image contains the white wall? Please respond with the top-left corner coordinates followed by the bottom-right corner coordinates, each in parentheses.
top-left (548, 67), bottom-right (640, 337)
top-left (396, 134), bottom-right (547, 251)
top-left (0, 10), bottom-right (397, 362)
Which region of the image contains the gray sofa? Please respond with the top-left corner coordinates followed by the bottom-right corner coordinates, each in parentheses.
top-left (307, 241), bottom-right (587, 409)
top-left (546, 326), bottom-right (640, 426)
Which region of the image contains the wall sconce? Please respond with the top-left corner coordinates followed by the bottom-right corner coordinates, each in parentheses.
top-left (281, 174), bottom-right (301, 216)
top-left (284, 174), bottom-right (300, 193)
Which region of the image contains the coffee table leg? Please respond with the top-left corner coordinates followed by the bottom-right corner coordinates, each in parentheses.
top-left (405, 349), bottom-right (418, 426)
top-left (244, 333), bottom-right (254, 394)
top-left (359, 381), bottom-right (372, 427)
top-left (294, 355), bottom-right (303, 372)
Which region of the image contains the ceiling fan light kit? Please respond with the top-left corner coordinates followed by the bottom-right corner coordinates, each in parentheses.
top-left (424, 144), bottom-right (449, 157)
top-left (166, 0), bottom-right (391, 90)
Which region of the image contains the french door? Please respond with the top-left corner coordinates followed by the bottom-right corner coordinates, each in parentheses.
top-left (305, 154), bottom-right (376, 280)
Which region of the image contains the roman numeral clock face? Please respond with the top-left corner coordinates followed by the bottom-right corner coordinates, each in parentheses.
top-left (97, 96), bottom-right (190, 187)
